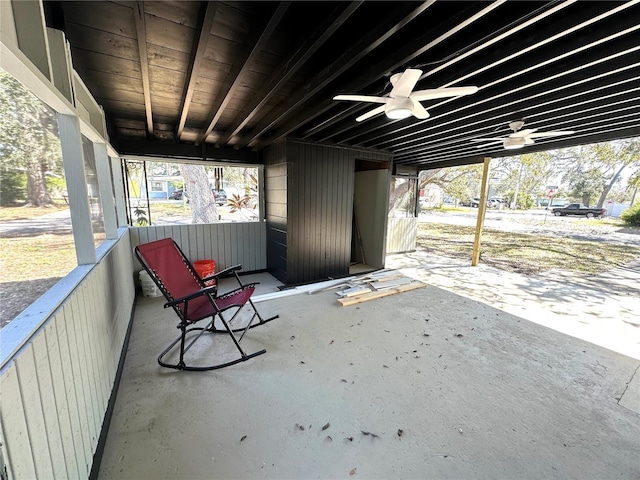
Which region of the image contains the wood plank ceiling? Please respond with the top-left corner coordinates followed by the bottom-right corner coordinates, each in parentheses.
top-left (45, 1), bottom-right (640, 169)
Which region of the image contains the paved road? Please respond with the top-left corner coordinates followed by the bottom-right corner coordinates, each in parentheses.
top-left (419, 208), bottom-right (640, 246)
top-left (0, 210), bottom-right (72, 237)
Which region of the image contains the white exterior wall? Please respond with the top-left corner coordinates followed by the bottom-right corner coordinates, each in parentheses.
top-left (130, 221), bottom-right (268, 273)
top-left (0, 232), bottom-right (135, 479)
top-left (386, 217), bottom-right (418, 254)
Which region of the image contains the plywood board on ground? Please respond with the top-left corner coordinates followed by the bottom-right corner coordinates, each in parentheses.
top-left (337, 281), bottom-right (425, 306)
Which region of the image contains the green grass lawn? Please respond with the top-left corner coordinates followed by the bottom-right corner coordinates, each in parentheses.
top-left (416, 222), bottom-right (640, 275)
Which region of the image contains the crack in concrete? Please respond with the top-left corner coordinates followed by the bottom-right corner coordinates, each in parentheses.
top-left (618, 362), bottom-right (640, 405)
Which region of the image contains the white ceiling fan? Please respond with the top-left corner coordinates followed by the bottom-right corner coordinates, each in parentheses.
top-left (472, 121), bottom-right (575, 150)
top-left (333, 68), bottom-right (478, 122)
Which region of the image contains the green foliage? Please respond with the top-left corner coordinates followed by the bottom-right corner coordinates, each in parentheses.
top-left (133, 203), bottom-right (149, 226)
top-left (1, 69), bottom-right (62, 207)
top-left (504, 191), bottom-right (535, 209)
top-left (620, 203), bottom-right (640, 227)
top-left (0, 168), bottom-right (26, 205)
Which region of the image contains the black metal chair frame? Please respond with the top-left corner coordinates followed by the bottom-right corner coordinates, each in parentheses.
top-left (134, 238), bottom-right (279, 371)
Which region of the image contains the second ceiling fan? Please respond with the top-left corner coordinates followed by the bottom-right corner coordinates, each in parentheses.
top-left (333, 68), bottom-right (478, 122)
top-left (472, 121), bottom-right (575, 149)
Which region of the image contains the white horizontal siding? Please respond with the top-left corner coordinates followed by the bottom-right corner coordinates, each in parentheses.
top-left (0, 232), bottom-right (135, 479)
top-left (130, 221), bottom-right (267, 273)
top-left (386, 217), bottom-right (417, 254)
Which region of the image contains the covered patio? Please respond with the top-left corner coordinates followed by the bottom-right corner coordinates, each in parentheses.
top-left (99, 262), bottom-right (640, 479)
top-left (1, 1), bottom-right (639, 479)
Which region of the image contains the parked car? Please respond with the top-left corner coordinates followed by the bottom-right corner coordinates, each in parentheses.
top-left (169, 189), bottom-right (184, 200)
top-left (551, 203), bottom-right (606, 218)
top-left (469, 197), bottom-right (481, 207)
top-left (487, 198), bottom-right (504, 209)
top-left (212, 189), bottom-right (227, 206)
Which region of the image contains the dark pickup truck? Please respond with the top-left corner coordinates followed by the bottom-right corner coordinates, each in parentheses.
top-left (552, 203), bottom-right (606, 218)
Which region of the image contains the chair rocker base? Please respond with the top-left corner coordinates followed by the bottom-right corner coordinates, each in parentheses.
top-left (208, 313), bottom-right (280, 334)
top-left (158, 324), bottom-right (267, 371)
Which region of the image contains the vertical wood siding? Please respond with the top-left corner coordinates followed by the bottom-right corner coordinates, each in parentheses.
top-left (129, 222), bottom-right (267, 273)
top-left (0, 232), bottom-right (135, 479)
top-left (285, 140), bottom-right (393, 285)
top-left (264, 139), bottom-right (288, 283)
top-left (386, 217), bottom-right (417, 253)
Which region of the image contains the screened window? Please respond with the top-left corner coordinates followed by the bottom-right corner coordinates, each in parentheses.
top-left (123, 160), bottom-right (260, 226)
top-left (389, 176), bottom-right (418, 218)
top-left (0, 69), bottom-right (76, 329)
top-left (81, 135), bottom-right (106, 246)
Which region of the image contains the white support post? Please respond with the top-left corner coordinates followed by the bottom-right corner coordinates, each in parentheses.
top-left (93, 143), bottom-right (118, 239)
top-left (57, 113), bottom-right (97, 265)
top-left (110, 157), bottom-right (129, 227)
top-left (472, 157), bottom-right (491, 266)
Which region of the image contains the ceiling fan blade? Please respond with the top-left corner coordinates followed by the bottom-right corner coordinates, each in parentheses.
top-left (411, 86), bottom-right (478, 101)
top-left (525, 137), bottom-right (535, 145)
top-left (356, 105), bottom-right (385, 122)
top-left (333, 95), bottom-right (389, 104)
top-left (528, 130), bottom-right (575, 138)
top-left (411, 100), bottom-right (429, 119)
top-left (471, 137), bottom-right (505, 142)
top-left (510, 128), bottom-right (538, 138)
top-left (390, 69), bottom-right (422, 98)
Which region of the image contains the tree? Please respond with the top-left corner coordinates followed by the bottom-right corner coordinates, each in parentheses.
top-left (180, 164), bottom-right (218, 223)
top-left (557, 139), bottom-right (640, 207)
top-left (493, 151), bottom-right (553, 209)
top-left (419, 165), bottom-right (482, 205)
top-left (0, 70), bottom-right (62, 206)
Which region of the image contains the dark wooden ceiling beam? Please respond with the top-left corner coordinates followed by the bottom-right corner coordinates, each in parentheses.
top-left (133, 1), bottom-right (153, 137)
top-left (197, 2), bottom-right (291, 143)
top-left (393, 93), bottom-right (640, 160)
top-left (399, 117), bottom-right (640, 166)
top-left (340, 26), bottom-right (640, 151)
top-left (391, 85), bottom-right (640, 158)
top-left (306, 1), bottom-right (575, 141)
top-left (324, 1), bottom-right (640, 147)
top-left (176, 2), bottom-right (219, 140)
top-left (312, 1), bottom-right (587, 143)
top-left (256, 0), bottom-right (509, 149)
top-left (237, 0), bottom-right (442, 149)
top-left (114, 138), bottom-right (259, 163)
top-left (218, 2), bottom-right (362, 146)
top-left (396, 105), bottom-right (640, 163)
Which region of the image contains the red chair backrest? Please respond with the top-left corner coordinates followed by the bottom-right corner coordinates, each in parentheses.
top-left (135, 238), bottom-right (202, 302)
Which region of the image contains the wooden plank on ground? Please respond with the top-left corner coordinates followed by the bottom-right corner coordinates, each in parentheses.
top-left (337, 281), bottom-right (426, 306)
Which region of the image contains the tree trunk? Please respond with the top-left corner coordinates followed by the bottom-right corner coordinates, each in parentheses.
top-left (596, 164), bottom-right (626, 208)
top-left (25, 149), bottom-right (53, 207)
top-left (180, 164), bottom-right (218, 224)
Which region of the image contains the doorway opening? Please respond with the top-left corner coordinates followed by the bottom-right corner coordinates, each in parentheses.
top-left (351, 159), bottom-right (391, 275)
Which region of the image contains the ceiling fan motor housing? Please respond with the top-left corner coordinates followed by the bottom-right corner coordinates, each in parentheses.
top-left (503, 137), bottom-right (527, 149)
top-left (385, 97), bottom-right (414, 119)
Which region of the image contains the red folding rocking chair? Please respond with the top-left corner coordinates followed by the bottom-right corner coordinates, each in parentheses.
top-left (134, 238), bottom-right (278, 371)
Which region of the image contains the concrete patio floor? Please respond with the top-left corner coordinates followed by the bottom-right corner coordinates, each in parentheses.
top-left (98, 258), bottom-right (640, 479)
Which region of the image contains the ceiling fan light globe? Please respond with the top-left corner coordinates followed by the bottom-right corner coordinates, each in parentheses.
top-left (385, 97), bottom-right (414, 119)
top-left (386, 108), bottom-right (412, 119)
top-left (503, 137), bottom-right (527, 149)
